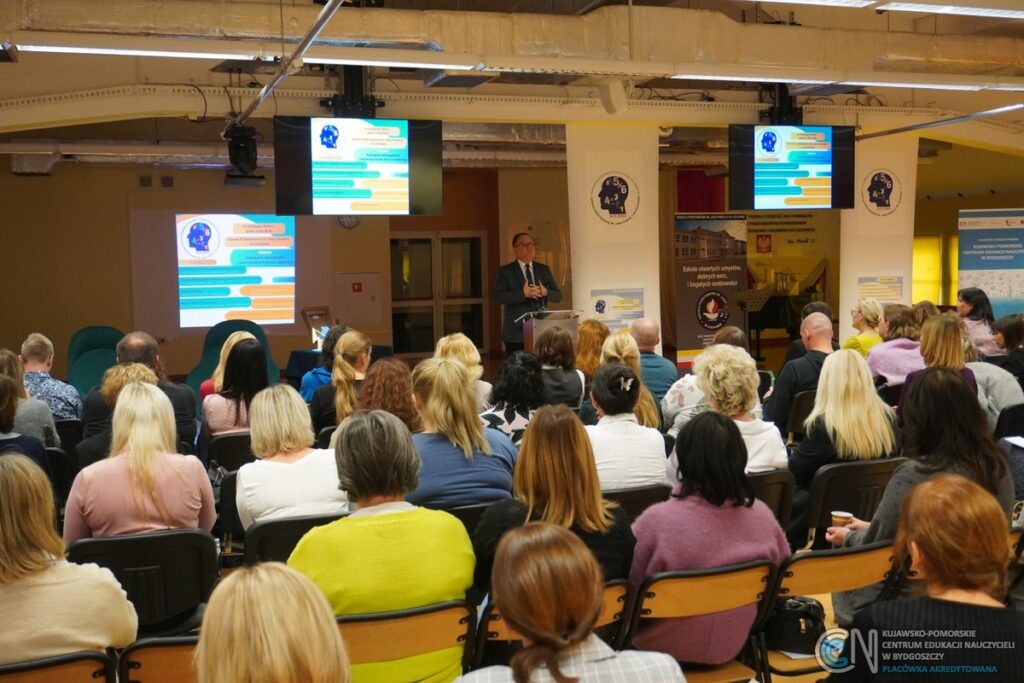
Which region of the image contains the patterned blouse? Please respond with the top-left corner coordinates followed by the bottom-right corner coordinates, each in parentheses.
top-left (479, 402), bottom-right (533, 446)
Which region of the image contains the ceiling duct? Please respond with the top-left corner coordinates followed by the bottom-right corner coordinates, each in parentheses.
top-left (423, 69), bottom-right (496, 88)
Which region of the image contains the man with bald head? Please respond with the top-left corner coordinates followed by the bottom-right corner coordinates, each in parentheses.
top-left (764, 312), bottom-right (834, 436)
top-left (630, 318), bottom-right (678, 403)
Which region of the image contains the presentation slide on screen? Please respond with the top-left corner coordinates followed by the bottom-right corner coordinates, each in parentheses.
top-left (753, 126), bottom-right (833, 210)
top-left (176, 213), bottom-right (296, 328)
top-left (310, 118), bottom-right (410, 216)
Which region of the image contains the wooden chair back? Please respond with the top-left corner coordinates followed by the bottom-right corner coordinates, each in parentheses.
top-left (337, 601), bottom-right (474, 668)
top-left (774, 541), bottom-right (897, 598)
top-left (119, 637), bottom-right (198, 683)
top-left (0, 651), bottom-right (116, 683)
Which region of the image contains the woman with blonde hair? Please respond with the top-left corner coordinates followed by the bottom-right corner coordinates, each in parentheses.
top-left (0, 454), bottom-right (137, 664)
top-left (408, 357), bottom-right (517, 508)
top-left (195, 562), bottom-right (349, 683)
top-left (866, 303), bottom-right (925, 386)
top-left (473, 405), bottom-right (635, 594)
top-left (899, 312), bottom-right (978, 408)
top-left (199, 330), bottom-right (255, 403)
top-left (841, 297), bottom-right (883, 358)
top-left (0, 348), bottom-right (59, 447)
top-left (236, 384), bottom-right (347, 529)
top-left (691, 343), bottom-right (787, 474)
top-left (76, 363), bottom-right (160, 468)
top-left (831, 475), bottom-right (1024, 680)
top-left (574, 318), bottom-right (611, 385)
top-left (63, 382), bottom-right (215, 544)
top-left (435, 332), bottom-right (492, 411)
top-left (458, 524), bottom-right (682, 683)
top-left (600, 332), bottom-right (661, 428)
top-left (310, 330), bottom-right (371, 434)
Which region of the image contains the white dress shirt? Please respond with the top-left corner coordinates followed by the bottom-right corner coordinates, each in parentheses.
top-left (585, 413), bottom-right (670, 492)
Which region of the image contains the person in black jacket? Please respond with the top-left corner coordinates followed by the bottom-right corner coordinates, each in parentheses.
top-left (764, 313), bottom-right (833, 437)
top-left (780, 301), bottom-right (839, 369)
top-left (493, 232), bottom-right (562, 354)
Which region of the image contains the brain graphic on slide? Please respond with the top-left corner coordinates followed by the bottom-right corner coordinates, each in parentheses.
top-left (187, 222), bottom-right (212, 252)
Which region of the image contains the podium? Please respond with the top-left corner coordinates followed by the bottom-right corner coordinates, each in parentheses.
top-left (522, 311), bottom-right (580, 353)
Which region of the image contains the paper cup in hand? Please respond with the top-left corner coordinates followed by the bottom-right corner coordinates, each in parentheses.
top-left (831, 511), bottom-right (854, 527)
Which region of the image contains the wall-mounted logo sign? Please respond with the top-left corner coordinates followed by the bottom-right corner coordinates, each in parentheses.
top-left (591, 172), bottom-right (639, 225)
top-left (696, 291), bottom-right (729, 330)
top-left (862, 168), bottom-right (902, 217)
top-left (756, 234), bottom-right (772, 254)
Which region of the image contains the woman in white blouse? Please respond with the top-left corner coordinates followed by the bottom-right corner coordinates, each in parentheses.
top-left (236, 384), bottom-right (348, 529)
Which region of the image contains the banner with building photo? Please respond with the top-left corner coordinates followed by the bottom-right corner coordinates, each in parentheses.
top-left (674, 214), bottom-right (748, 367)
top-left (958, 208), bottom-right (1024, 318)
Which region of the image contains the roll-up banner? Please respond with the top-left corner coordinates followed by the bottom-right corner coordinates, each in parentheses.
top-left (958, 209), bottom-right (1024, 317)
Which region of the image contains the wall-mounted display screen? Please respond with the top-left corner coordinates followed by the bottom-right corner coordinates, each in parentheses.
top-left (729, 125), bottom-right (855, 210)
top-left (275, 116), bottom-right (442, 216)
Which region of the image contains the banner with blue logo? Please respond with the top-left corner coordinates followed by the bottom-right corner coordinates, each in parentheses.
top-left (958, 209), bottom-right (1024, 317)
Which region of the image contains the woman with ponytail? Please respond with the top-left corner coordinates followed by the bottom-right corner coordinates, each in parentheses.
top-left (408, 357), bottom-right (517, 508)
top-left (457, 523), bottom-right (682, 683)
top-left (600, 332), bottom-right (661, 429)
top-left (310, 330), bottom-right (371, 434)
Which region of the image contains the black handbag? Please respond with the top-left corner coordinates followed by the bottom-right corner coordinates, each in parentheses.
top-left (763, 596), bottom-right (826, 654)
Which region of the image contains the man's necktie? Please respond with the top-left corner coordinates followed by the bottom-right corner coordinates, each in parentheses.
top-left (525, 263), bottom-right (535, 286)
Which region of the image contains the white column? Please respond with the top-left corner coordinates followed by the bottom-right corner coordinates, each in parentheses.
top-left (565, 123), bottom-right (662, 343)
top-left (839, 135), bottom-right (918, 341)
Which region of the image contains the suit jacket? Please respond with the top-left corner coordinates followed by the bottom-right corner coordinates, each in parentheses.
top-left (493, 260), bottom-right (563, 343)
top-left (81, 381), bottom-right (197, 453)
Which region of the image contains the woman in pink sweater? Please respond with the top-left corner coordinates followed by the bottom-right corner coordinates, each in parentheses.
top-left (630, 411), bottom-right (790, 665)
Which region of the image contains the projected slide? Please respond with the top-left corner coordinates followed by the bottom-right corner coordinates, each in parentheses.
top-left (176, 213), bottom-right (296, 328)
top-left (753, 126), bottom-right (833, 210)
top-left (310, 118), bottom-right (410, 216)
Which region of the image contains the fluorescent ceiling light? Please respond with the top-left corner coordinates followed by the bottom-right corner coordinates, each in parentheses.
top-left (876, 2), bottom-right (1024, 19)
top-left (16, 44), bottom-right (258, 61)
top-left (303, 56), bottom-right (480, 70)
top-left (844, 80), bottom-right (983, 91)
top-left (749, 0), bottom-right (876, 6)
top-left (673, 73), bottom-right (834, 84)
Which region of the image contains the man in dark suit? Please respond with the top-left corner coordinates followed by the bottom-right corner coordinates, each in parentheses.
top-left (493, 232), bottom-right (563, 355)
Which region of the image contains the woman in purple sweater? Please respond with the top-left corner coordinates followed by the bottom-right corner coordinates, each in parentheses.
top-left (630, 411), bottom-right (790, 665)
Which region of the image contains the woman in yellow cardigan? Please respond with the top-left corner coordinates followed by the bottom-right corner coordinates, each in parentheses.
top-left (288, 409), bottom-right (474, 683)
top-left (842, 297), bottom-right (883, 358)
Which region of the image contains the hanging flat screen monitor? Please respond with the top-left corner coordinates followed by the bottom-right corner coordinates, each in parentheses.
top-left (274, 116), bottom-right (442, 216)
top-left (729, 125), bottom-right (855, 210)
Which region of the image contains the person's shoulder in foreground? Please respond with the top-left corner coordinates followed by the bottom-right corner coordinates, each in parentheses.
top-left (456, 633), bottom-right (685, 682)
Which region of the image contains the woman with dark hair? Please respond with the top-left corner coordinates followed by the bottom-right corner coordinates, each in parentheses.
top-left (958, 287), bottom-right (1001, 357)
top-left (202, 338), bottom-right (269, 436)
top-left (535, 327), bottom-right (585, 409)
top-left (458, 524), bottom-right (682, 683)
top-left (866, 303), bottom-right (925, 386)
top-left (0, 348), bottom-right (59, 448)
top-left (987, 313), bottom-right (1024, 377)
top-left (480, 351), bottom-right (544, 445)
top-left (827, 368), bottom-right (1014, 626)
top-left (0, 375), bottom-right (49, 475)
top-left (585, 363), bottom-right (667, 491)
top-left (354, 357), bottom-right (419, 434)
top-left (630, 412), bottom-right (790, 665)
top-left (829, 475), bottom-right (1024, 681)
top-left (299, 325), bottom-right (349, 401)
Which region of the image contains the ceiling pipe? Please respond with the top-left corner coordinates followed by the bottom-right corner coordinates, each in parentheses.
top-left (856, 103), bottom-right (1024, 141)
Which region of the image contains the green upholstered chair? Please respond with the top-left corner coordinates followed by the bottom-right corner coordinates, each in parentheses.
top-left (185, 320), bottom-right (279, 416)
top-left (66, 326), bottom-right (124, 397)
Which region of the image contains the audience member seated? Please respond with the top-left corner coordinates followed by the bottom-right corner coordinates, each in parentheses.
top-left (195, 562), bottom-right (350, 683)
top-left (866, 303), bottom-right (925, 387)
top-left (987, 313), bottom-right (1024, 378)
top-left (630, 412), bottom-right (790, 665)
top-left (781, 301), bottom-right (840, 369)
top-left (599, 332), bottom-right (661, 428)
top-left (480, 351), bottom-right (544, 446)
top-left (202, 337), bottom-right (268, 438)
top-left (64, 382), bottom-right (215, 543)
top-left (0, 376), bottom-right (48, 475)
top-left (575, 318), bottom-right (610, 389)
top-left (300, 325), bottom-right (348, 401)
top-left (408, 358), bottom-right (516, 508)
top-left (458, 524), bottom-right (683, 683)
top-left (684, 343), bottom-right (787, 474)
top-left (288, 410), bottom-right (473, 683)
top-left (0, 454), bottom-right (136, 665)
top-left (19, 332), bottom-right (82, 421)
top-left (473, 405), bottom-right (635, 594)
top-left (912, 299), bottom-right (941, 328)
top-left (661, 326), bottom-right (763, 438)
top-left (829, 475), bottom-right (1024, 682)
top-left (236, 384), bottom-right (347, 530)
top-left (75, 363), bottom-right (159, 468)
top-left (765, 312), bottom-right (833, 436)
top-left (630, 318), bottom-right (678, 404)
top-left (585, 363), bottom-right (667, 491)
top-left (958, 286), bottom-right (1001, 357)
top-left (965, 340), bottom-right (1024, 433)
top-left (827, 368), bottom-right (1014, 626)
top-left (788, 350), bottom-right (898, 546)
top-left (198, 330), bottom-right (255, 404)
top-left (535, 327), bottom-right (586, 410)
top-left (436, 332), bottom-right (492, 411)
top-left (841, 297), bottom-right (883, 358)
top-left (353, 357), bottom-right (420, 435)
top-left (0, 348), bottom-right (59, 447)
top-left (310, 330), bottom-right (370, 435)
top-left (80, 331), bottom-right (196, 450)
top-left (899, 313), bottom-right (978, 410)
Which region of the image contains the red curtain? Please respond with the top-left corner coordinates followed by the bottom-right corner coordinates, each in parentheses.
top-left (677, 169), bottom-right (725, 213)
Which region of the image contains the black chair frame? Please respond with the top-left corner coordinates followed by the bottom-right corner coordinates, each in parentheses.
top-left (243, 513), bottom-right (348, 565)
top-left (604, 484), bottom-right (673, 522)
top-left (748, 469), bottom-right (796, 529)
top-left (802, 457), bottom-right (907, 546)
top-left (0, 650), bottom-right (117, 682)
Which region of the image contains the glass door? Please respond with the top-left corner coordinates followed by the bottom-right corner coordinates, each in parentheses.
top-left (391, 232), bottom-right (488, 356)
